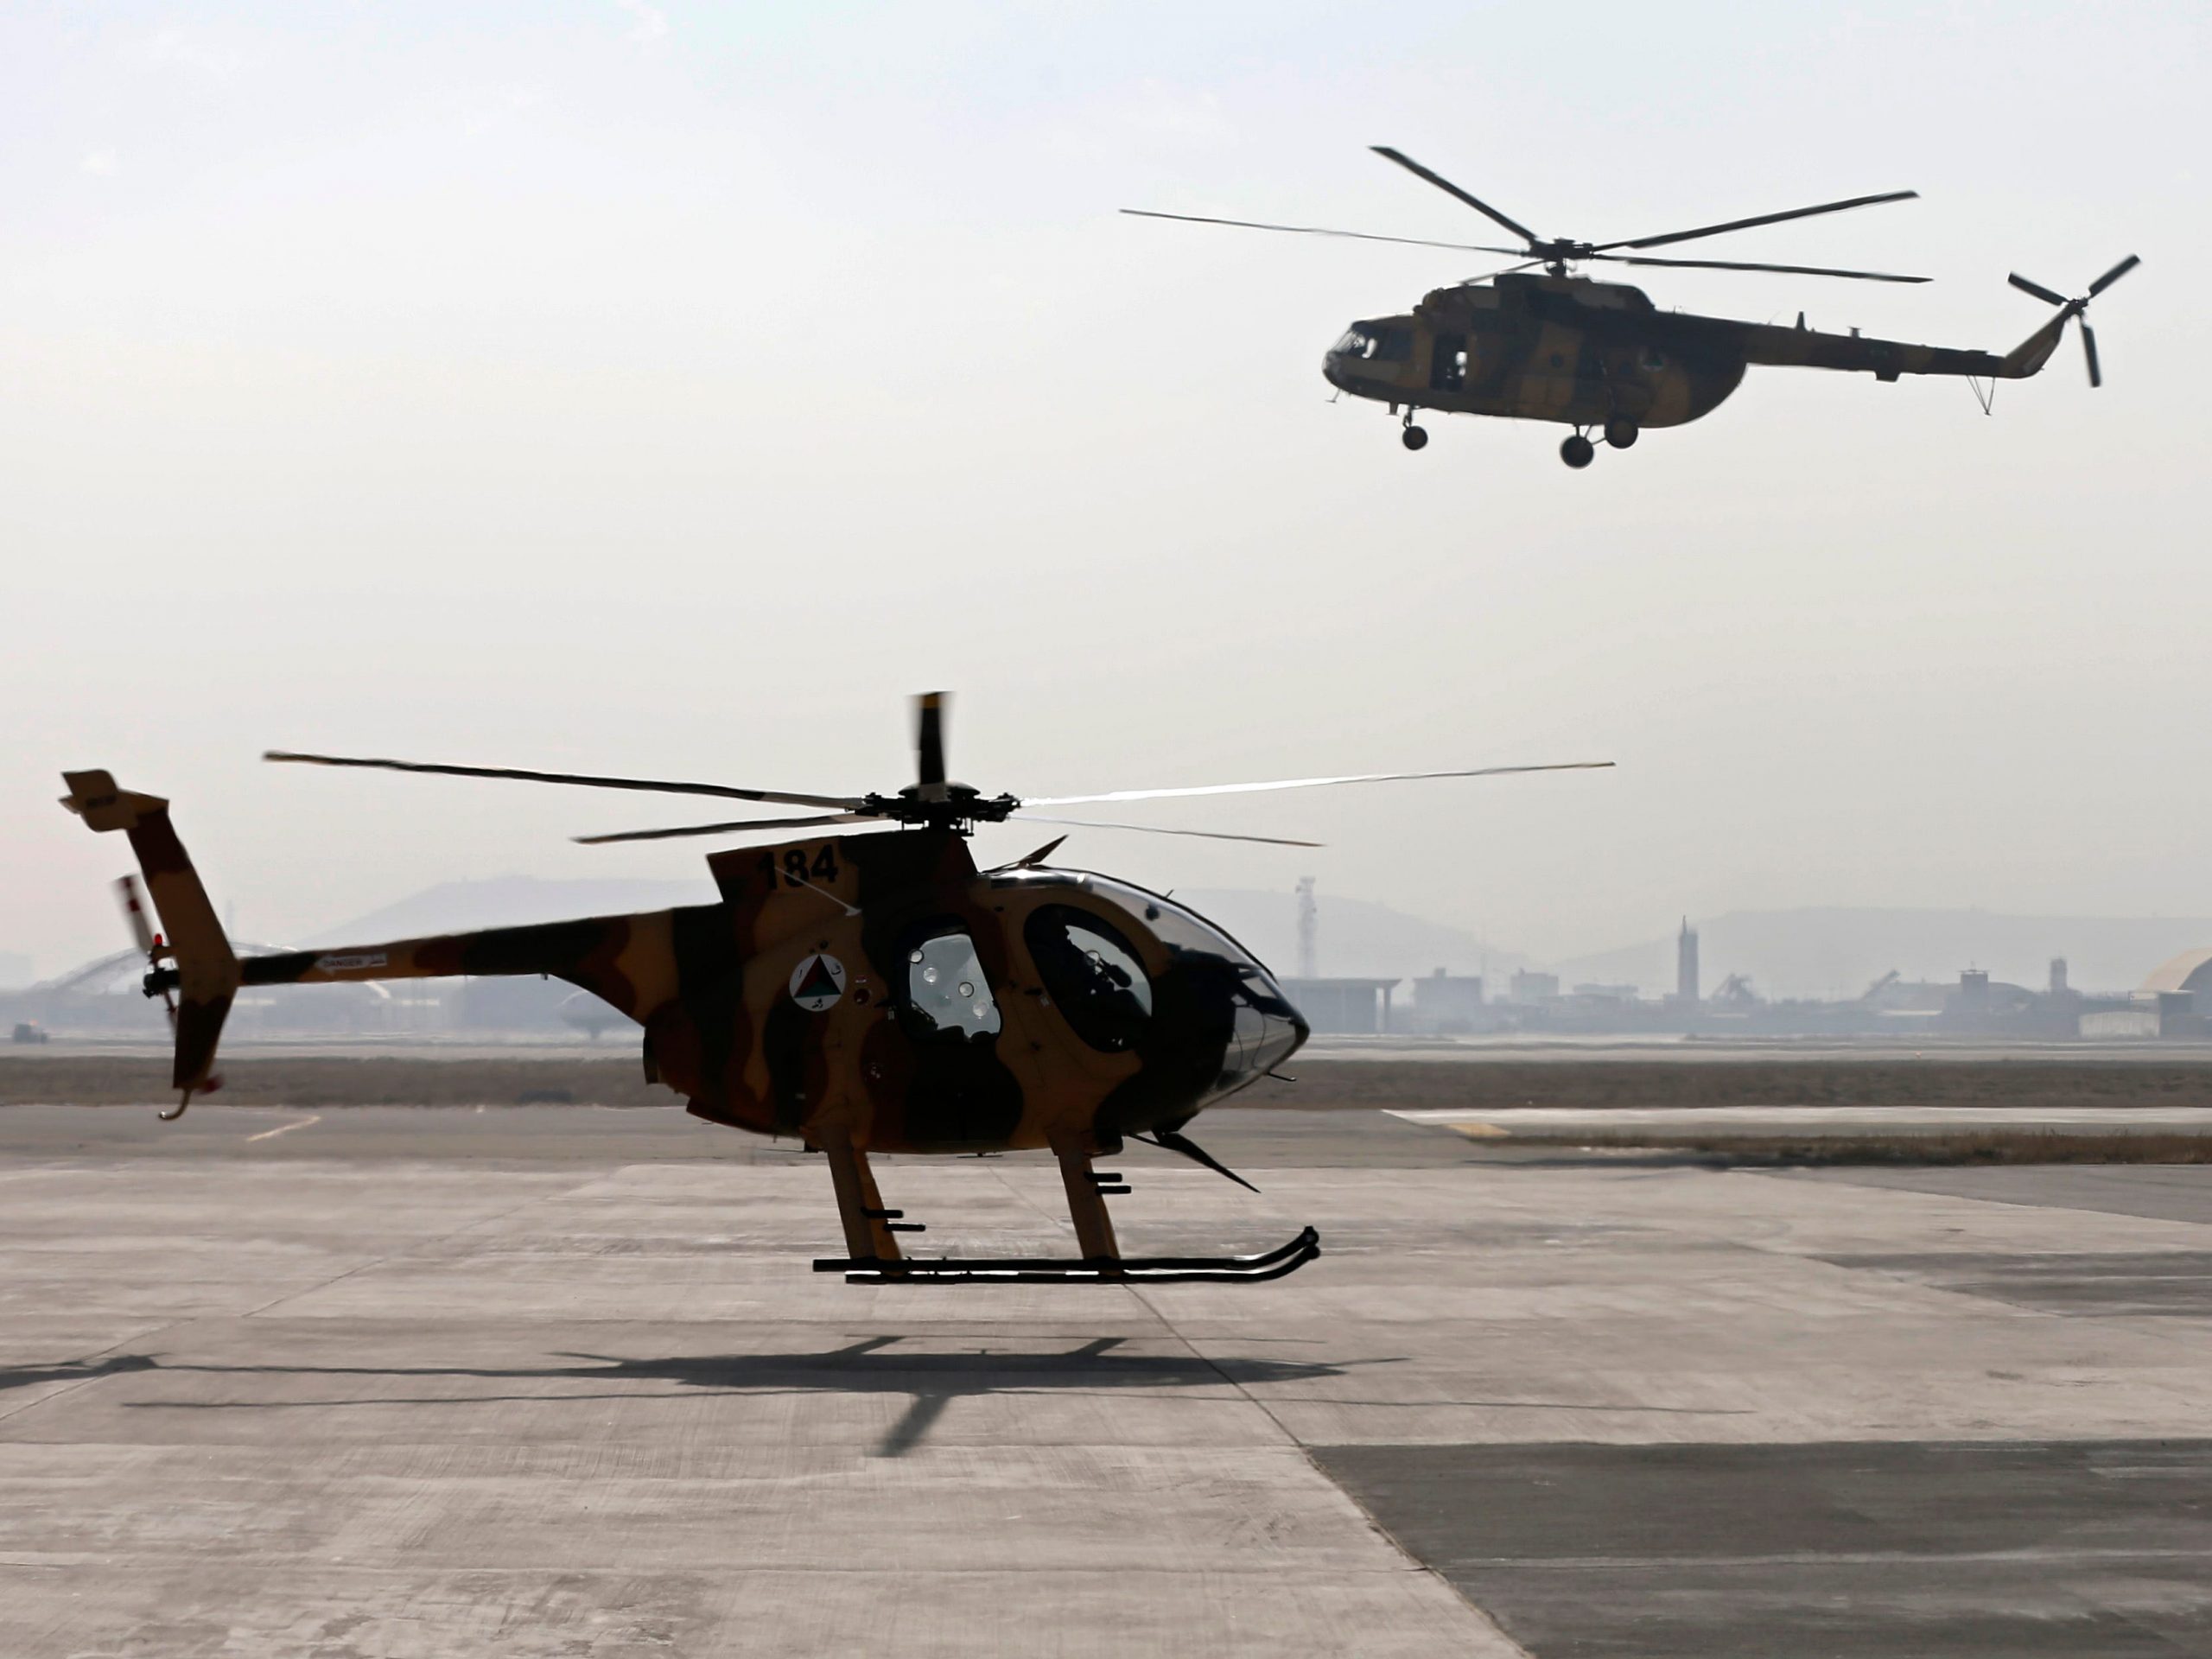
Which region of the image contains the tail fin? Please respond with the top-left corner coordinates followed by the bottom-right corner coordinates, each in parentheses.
top-left (2000, 308), bottom-right (2072, 379)
top-left (60, 772), bottom-right (239, 1098)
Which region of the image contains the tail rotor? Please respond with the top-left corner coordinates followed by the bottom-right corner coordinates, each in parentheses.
top-left (115, 874), bottom-right (203, 1119)
top-left (2008, 255), bottom-right (2139, 387)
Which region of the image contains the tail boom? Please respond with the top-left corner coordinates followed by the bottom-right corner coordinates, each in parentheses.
top-left (238, 912), bottom-right (681, 1019)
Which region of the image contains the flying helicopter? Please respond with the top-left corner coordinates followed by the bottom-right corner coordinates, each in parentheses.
top-left (1126, 147), bottom-right (2138, 467)
top-left (60, 695), bottom-right (1610, 1286)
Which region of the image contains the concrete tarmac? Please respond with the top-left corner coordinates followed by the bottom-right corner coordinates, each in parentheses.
top-left (4, 1104), bottom-right (2210, 1656)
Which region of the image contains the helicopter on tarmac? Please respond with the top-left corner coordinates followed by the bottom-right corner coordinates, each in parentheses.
top-left (1126, 147), bottom-right (2138, 467)
top-left (61, 695), bottom-right (1610, 1287)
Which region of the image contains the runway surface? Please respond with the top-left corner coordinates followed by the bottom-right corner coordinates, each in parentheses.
top-left (4, 1104), bottom-right (2209, 1656)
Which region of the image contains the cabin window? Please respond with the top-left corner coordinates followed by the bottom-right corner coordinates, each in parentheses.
top-left (1025, 906), bottom-right (1153, 1052)
top-left (903, 925), bottom-right (1001, 1041)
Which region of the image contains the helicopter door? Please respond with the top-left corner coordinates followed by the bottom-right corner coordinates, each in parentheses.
top-left (887, 920), bottom-right (1022, 1149)
top-left (1428, 333), bottom-right (1466, 392)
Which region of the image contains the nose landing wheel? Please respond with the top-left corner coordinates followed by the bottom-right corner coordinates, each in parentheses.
top-left (1603, 416), bottom-right (1640, 450)
top-left (1560, 433), bottom-right (1596, 469)
top-left (1401, 424), bottom-right (1428, 451)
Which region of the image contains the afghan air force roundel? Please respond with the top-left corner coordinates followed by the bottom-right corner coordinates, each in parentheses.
top-left (788, 952), bottom-right (848, 1012)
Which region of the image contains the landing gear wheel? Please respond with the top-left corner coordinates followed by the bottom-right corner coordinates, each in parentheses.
top-left (1603, 416), bottom-right (1639, 449)
top-left (1401, 424), bottom-right (1429, 452)
top-left (1560, 433), bottom-right (1596, 469)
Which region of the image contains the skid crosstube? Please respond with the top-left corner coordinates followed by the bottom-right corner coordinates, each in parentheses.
top-left (815, 1225), bottom-right (1320, 1285)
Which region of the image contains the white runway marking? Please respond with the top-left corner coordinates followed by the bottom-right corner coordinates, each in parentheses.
top-left (245, 1114), bottom-right (322, 1142)
top-left (1389, 1105), bottom-right (2212, 1134)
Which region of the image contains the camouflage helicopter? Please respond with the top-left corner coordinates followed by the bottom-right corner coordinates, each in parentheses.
top-left (60, 696), bottom-right (1608, 1286)
top-left (1127, 147), bottom-right (2138, 467)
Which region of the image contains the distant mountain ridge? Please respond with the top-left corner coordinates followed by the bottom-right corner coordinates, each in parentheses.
top-left (308, 878), bottom-right (1521, 982)
top-left (1172, 889), bottom-right (1524, 981)
top-left (308, 876), bottom-right (715, 947)
top-left (306, 880), bottom-right (2212, 1004)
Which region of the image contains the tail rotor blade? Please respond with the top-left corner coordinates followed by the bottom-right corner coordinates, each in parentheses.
top-left (116, 874), bottom-right (157, 958)
top-left (115, 874), bottom-right (178, 1033)
top-left (2081, 321), bottom-right (2101, 388)
top-left (2088, 254), bottom-right (2140, 296)
top-left (915, 692), bottom-right (948, 789)
top-left (2008, 273), bottom-right (2069, 307)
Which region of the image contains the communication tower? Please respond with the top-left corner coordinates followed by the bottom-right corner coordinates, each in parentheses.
top-left (1296, 877), bottom-right (1318, 979)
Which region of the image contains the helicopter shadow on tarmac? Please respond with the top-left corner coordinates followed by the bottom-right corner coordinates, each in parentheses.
top-left (27, 1338), bottom-right (1372, 1459)
top-left (11, 1340), bottom-right (1745, 1455)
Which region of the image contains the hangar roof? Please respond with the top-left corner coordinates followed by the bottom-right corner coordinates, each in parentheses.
top-left (2140, 948), bottom-right (2212, 995)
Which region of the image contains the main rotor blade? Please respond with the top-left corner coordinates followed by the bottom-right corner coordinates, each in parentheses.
top-left (1370, 147), bottom-right (1540, 245)
top-left (1599, 252), bottom-right (1928, 283)
top-left (1119, 208), bottom-right (1521, 257)
top-left (915, 692), bottom-right (947, 789)
top-left (1014, 814), bottom-right (1322, 849)
top-left (1594, 189), bottom-right (1916, 252)
top-left (264, 751), bottom-right (865, 812)
top-left (2007, 273), bottom-right (2069, 307)
top-left (574, 811), bottom-right (882, 847)
top-left (2088, 254), bottom-right (2140, 296)
top-left (2081, 321), bottom-right (2101, 388)
top-left (1026, 760), bottom-right (1613, 808)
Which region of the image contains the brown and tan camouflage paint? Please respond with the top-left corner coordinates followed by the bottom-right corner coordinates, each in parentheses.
top-left (64, 785), bottom-right (1255, 1163)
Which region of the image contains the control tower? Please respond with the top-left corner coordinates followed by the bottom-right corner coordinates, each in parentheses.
top-left (1675, 918), bottom-right (1700, 1006)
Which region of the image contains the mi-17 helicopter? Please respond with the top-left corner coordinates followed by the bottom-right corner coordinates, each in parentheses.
top-left (1127, 147), bottom-right (2138, 467)
top-left (61, 696), bottom-right (1608, 1286)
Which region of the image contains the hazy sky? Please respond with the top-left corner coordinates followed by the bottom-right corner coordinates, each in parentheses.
top-left (4, 1), bottom-right (2207, 979)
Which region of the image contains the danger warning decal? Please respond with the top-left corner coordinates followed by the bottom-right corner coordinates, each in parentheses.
top-left (788, 952), bottom-right (848, 1012)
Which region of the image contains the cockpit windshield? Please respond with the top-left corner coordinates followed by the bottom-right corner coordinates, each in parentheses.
top-left (1332, 323), bottom-right (1413, 362)
top-left (1002, 871), bottom-right (1306, 1105)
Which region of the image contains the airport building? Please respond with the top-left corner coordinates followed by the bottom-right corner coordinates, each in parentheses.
top-left (1279, 977), bottom-right (1402, 1035)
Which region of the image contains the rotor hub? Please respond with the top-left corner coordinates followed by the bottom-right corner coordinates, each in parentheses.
top-left (871, 786), bottom-right (1020, 833)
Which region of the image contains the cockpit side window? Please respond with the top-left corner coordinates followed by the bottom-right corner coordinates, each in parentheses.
top-left (1336, 325), bottom-right (1413, 363)
top-left (900, 924), bottom-right (1001, 1042)
top-left (1024, 906), bottom-right (1153, 1053)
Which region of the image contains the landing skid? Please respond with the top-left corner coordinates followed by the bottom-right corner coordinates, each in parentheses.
top-left (816, 1225), bottom-right (1321, 1285)
top-left (814, 1130), bottom-right (1320, 1287)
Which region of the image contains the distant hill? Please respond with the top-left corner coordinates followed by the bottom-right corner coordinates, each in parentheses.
top-left (304, 880), bottom-right (2212, 1007)
top-left (308, 878), bottom-right (1511, 983)
top-left (1173, 889), bottom-right (1524, 982)
top-left (1554, 908), bottom-right (2212, 1001)
top-left (308, 876), bottom-right (716, 947)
